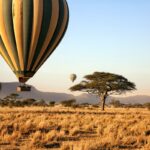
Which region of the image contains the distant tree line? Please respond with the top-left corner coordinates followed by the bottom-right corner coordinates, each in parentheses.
top-left (0, 93), bottom-right (78, 108)
top-left (0, 93), bottom-right (149, 110)
top-left (0, 93), bottom-right (48, 107)
top-left (109, 99), bottom-right (150, 110)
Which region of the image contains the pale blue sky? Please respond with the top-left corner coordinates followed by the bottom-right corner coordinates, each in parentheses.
top-left (0, 0), bottom-right (150, 95)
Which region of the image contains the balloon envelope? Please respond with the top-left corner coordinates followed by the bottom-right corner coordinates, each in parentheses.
top-left (70, 74), bottom-right (77, 82)
top-left (0, 0), bottom-right (69, 83)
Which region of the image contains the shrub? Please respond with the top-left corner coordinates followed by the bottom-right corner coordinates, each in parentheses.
top-left (22, 99), bottom-right (37, 106)
top-left (144, 103), bottom-right (150, 110)
top-left (33, 100), bottom-right (47, 106)
top-left (49, 101), bottom-right (56, 106)
top-left (61, 99), bottom-right (76, 107)
top-left (109, 99), bottom-right (122, 108)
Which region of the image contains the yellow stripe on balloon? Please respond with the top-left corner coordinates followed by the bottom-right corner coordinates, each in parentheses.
top-left (27, 0), bottom-right (43, 70)
top-left (0, 46), bottom-right (15, 71)
top-left (12, 0), bottom-right (24, 71)
top-left (0, 0), bottom-right (18, 71)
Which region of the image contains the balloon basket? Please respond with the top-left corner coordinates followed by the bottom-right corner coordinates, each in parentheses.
top-left (17, 85), bottom-right (31, 92)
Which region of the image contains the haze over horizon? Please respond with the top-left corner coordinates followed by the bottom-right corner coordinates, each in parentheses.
top-left (0, 0), bottom-right (150, 96)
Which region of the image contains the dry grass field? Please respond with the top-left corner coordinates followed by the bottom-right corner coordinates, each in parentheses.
top-left (0, 106), bottom-right (150, 150)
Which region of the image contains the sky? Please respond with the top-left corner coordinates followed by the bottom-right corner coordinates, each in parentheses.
top-left (0, 0), bottom-right (150, 96)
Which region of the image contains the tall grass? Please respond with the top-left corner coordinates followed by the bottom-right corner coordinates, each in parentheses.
top-left (0, 106), bottom-right (149, 149)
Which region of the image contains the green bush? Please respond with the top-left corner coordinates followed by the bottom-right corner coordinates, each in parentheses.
top-left (49, 101), bottom-right (56, 106)
top-left (61, 99), bottom-right (76, 107)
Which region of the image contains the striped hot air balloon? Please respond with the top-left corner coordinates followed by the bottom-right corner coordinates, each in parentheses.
top-left (0, 0), bottom-right (69, 83)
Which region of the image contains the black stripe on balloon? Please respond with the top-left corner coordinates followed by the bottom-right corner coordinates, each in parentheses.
top-left (30, 0), bottom-right (52, 70)
top-left (2, 0), bottom-right (21, 70)
top-left (35, 0), bottom-right (68, 71)
top-left (0, 37), bottom-right (15, 71)
top-left (23, 0), bottom-right (33, 71)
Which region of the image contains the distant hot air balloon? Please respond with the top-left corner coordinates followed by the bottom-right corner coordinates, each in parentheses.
top-left (0, 0), bottom-right (69, 91)
top-left (70, 74), bottom-right (77, 82)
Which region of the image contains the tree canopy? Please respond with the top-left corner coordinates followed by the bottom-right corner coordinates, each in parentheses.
top-left (70, 72), bottom-right (136, 110)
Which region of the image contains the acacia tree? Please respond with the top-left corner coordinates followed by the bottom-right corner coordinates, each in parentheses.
top-left (4, 93), bottom-right (20, 101)
top-left (70, 72), bottom-right (136, 111)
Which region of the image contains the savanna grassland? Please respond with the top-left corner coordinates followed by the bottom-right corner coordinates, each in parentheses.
top-left (0, 106), bottom-right (150, 150)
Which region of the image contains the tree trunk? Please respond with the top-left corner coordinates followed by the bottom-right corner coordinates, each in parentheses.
top-left (101, 98), bottom-right (105, 111)
top-left (100, 92), bottom-right (107, 111)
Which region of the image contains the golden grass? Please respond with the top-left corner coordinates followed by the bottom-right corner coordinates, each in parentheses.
top-left (0, 106), bottom-right (149, 150)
